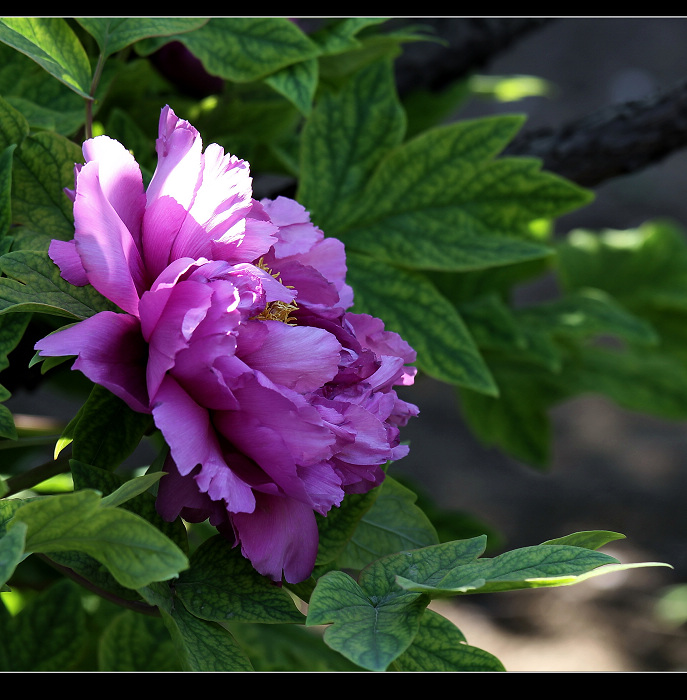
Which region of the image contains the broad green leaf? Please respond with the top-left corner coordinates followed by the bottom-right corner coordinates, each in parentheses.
top-left (229, 622), bottom-right (361, 671)
top-left (68, 384), bottom-right (153, 470)
top-left (175, 535), bottom-right (303, 624)
top-left (0, 579), bottom-right (88, 671)
top-left (339, 119), bottom-right (591, 271)
top-left (458, 355), bottom-right (568, 466)
top-left (161, 603), bottom-right (254, 672)
top-left (7, 489), bottom-right (188, 589)
top-left (69, 460), bottom-right (188, 553)
top-left (394, 543), bottom-right (623, 596)
top-left (0, 250), bottom-right (117, 319)
top-left (542, 530), bottom-right (626, 550)
top-left (0, 403), bottom-right (16, 440)
top-left (0, 43), bottom-right (87, 136)
top-left (99, 472), bottom-right (164, 508)
top-left (0, 144), bottom-right (14, 238)
top-left (264, 57), bottom-right (318, 116)
top-left (10, 130), bottom-right (82, 240)
top-left (339, 476), bottom-right (439, 570)
top-left (146, 17), bottom-right (320, 83)
top-left (393, 608), bottom-right (505, 671)
top-left (315, 481), bottom-right (380, 567)
top-left (298, 58), bottom-right (406, 233)
top-left (516, 289), bottom-right (658, 346)
top-left (0, 18), bottom-right (92, 98)
top-left (99, 610), bottom-right (182, 671)
top-left (76, 17), bottom-right (208, 57)
top-left (309, 18), bottom-right (388, 55)
top-left (347, 252), bottom-right (496, 392)
top-left (306, 569), bottom-right (427, 672)
top-left (0, 93), bottom-right (29, 148)
top-left (0, 520), bottom-right (26, 588)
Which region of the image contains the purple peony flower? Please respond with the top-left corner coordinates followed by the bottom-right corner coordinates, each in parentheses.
top-left (35, 106), bottom-right (418, 583)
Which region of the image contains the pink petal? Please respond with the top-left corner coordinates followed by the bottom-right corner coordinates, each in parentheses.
top-left (34, 312), bottom-right (149, 413)
top-left (73, 160), bottom-right (146, 315)
top-left (237, 320), bottom-right (342, 393)
top-left (151, 374), bottom-right (255, 514)
top-left (232, 491), bottom-right (319, 583)
top-left (49, 239), bottom-right (88, 286)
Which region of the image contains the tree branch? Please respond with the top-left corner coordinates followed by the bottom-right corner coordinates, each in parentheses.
top-left (504, 78), bottom-right (687, 187)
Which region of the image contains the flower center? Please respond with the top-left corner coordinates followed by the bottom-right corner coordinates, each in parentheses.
top-left (252, 258), bottom-right (298, 325)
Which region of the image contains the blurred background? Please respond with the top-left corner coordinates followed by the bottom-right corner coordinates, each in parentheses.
top-left (389, 17), bottom-right (687, 672)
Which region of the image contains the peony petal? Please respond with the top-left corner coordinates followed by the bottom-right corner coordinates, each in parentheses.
top-left (81, 135), bottom-right (146, 246)
top-left (237, 320), bottom-right (342, 393)
top-left (34, 312), bottom-right (149, 413)
top-left (232, 492), bottom-right (319, 583)
top-left (151, 374), bottom-right (255, 513)
top-left (49, 239), bottom-right (89, 286)
top-left (73, 160), bottom-right (146, 315)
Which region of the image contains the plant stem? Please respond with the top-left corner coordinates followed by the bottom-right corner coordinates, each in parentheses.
top-left (38, 554), bottom-right (161, 617)
top-left (84, 51), bottom-right (107, 141)
top-left (3, 454), bottom-right (71, 497)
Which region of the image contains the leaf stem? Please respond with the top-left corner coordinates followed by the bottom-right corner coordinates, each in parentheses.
top-left (38, 554), bottom-right (161, 617)
top-left (84, 51), bottom-right (106, 141)
top-left (3, 454), bottom-right (70, 497)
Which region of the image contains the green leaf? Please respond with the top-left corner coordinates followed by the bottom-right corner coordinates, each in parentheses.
top-left (264, 57), bottom-right (318, 116)
top-left (175, 535), bottom-right (304, 624)
top-left (0, 579), bottom-right (88, 671)
top-left (309, 18), bottom-right (388, 55)
top-left (69, 459), bottom-right (188, 554)
top-left (541, 530), bottom-right (626, 550)
top-left (149, 17), bottom-right (320, 83)
top-left (0, 520), bottom-right (26, 588)
top-left (347, 252), bottom-right (496, 392)
top-left (99, 610), bottom-right (182, 671)
top-left (229, 621), bottom-right (361, 671)
top-left (76, 17), bottom-right (208, 58)
top-left (339, 118), bottom-right (591, 271)
top-left (0, 18), bottom-right (92, 98)
top-left (315, 482), bottom-right (380, 567)
top-left (99, 472), bottom-right (164, 509)
top-left (393, 608), bottom-right (505, 671)
top-left (161, 603), bottom-right (254, 672)
top-left (0, 251), bottom-right (116, 319)
top-left (7, 489), bottom-right (188, 589)
top-left (306, 569), bottom-right (428, 672)
top-left (0, 92), bottom-right (29, 148)
top-left (0, 43), bottom-right (87, 136)
top-left (68, 384), bottom-right (153, 470)
top-left (339, 476), bottom-right (439, 570)
top-left (298, 58), bottom-right (405, 233)
top-left (393, 542), bottom-right (623, 596)
top-left (0, 144), bottom-right (15, 239)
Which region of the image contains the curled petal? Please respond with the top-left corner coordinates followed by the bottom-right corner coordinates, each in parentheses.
top-left (34, 311), bottom-right (149, 413)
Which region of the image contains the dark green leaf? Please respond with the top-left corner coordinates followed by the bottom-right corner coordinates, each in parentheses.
top-left (339, 476), bottom-right (439, 570)
top-left (175, 535), bottom-right (303, 624)
top-left (393, 608), bottom-right (505, 671)
top-left (0, 579), bottom-right (88, 671)
top-left (8, 489), bottom-right (188, 589)
top-left (161, 603), bottom-right (254, 671)
top-left (347, 252), bottom-right (496, 392)
top-left (98, 610), bottom-right (182, 671)
top-left (0, 18), bottom-right (92, 98)
top-left (306, 569), bottom-right (427, 672)
top-left (76, 17), bottom-right (208, 57)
